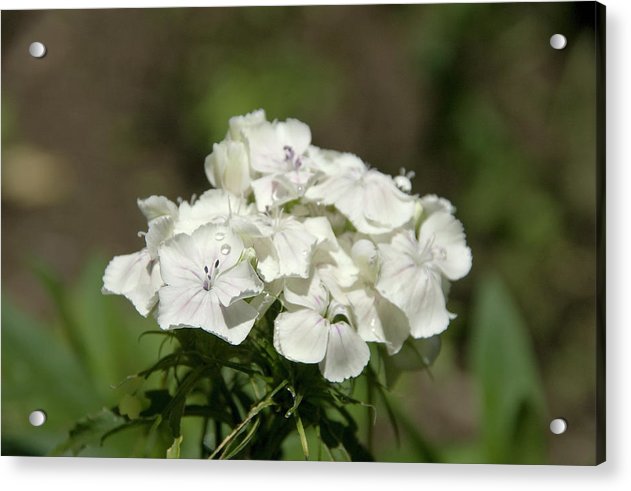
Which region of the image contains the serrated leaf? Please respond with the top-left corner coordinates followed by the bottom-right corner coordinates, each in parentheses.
top-left (52, 408), bottom-right (127, 456)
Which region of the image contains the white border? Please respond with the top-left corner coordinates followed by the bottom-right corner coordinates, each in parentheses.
top-left (1, 0), bottom-right (630, 490)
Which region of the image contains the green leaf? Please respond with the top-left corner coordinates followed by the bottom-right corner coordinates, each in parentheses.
top-left (294, 412), bottom-right (309, 460)
top-left (166, 435), bottom-right (183, 459)
top-left (470, 274), bottom-right (546, 463)
top-left (119, 393), bottom-right (145, 420)
top-left (383, 336), bottom-right (442, 389)
top-left (52, 408), bottom-right (127, 456)
top-left (1, 298), bottom-right (100, 456)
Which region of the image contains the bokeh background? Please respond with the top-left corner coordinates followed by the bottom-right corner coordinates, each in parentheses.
top-left (2, 3), bottom-right (601, 464)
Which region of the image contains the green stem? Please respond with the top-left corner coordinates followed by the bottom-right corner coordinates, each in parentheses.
top-left (208, 380), bottom-right (288, 459)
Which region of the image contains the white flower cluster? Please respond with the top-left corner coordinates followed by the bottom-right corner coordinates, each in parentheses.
top-left (103, 110), bottom-right (472, 383)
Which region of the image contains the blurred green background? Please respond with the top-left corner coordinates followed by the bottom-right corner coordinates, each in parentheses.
top-left (1, 3), bottom-right (599, 464)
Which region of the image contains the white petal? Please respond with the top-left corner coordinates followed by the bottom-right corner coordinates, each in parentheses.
top-left (273, 218), bottom-right (317, 278)
top-left (145, 215), bottom-right (174, 258)
top-left (228, 109), bottom-right (267, 140)
top-left (137, 195), bottom-right (179, 223)
top-left (284, 273), bottom-right (329, 314)
top-left (157, 233), bottom-right (205, 287)
top-left (347, 288), bottom-right (409, 355)
top-left (242, 122), bottom-right (286, 174)
top-left (102, 249), bottom-right (161, 316)
top-left (213, 261), bottom-right (263, 307)
top-left (307, 173), bottom-right (392, 235)
top-left (377, 231), bottom-right (453, 338)
top-left (302, 216), bottom-right (338, 249)
top-left (350, 238), bottom-right (379, 283)
top-left (249, 279), bottom-right (283, 317)
top-left (252, 237), bottom-right (281, 282)
top-left (362, 171), bottom-right (415, 230)
top-left (418, 211), bottom-right (472, 281)
top-left (274, 309), bottom-right (329, 363)
top-left (204, 140), bottom-right (251, 195)
top-left (157, 286), bottom-right (256, 345)
top-left (319, 322), bottom-right (370, 383)
top-left (407, 269), bottom-right (452, 338)
top-left (250, 174), bottom-right (294, 212)
top-left (277, 119), bottom-right (311, 155)
top-left (419, 194), bottom-right (455, 215)
top-left (159, 225), bottom-right (244, 287)
top-left (174, 190), bottom-right (251, 235)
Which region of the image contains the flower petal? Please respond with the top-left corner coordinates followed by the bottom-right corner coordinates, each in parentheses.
top-left (362, 171), bottom-right (415, 230)
top-left (175, 190), bottom-right (251, 235)
top-left (319, 322), bottom-right (370, 383)
top-left (157, 233), bottom-right (204, 287)
top-left (418, 211), bottom-right (472, 281)
top-left (102, 249), bottom-right (161, 316)
top-left (204, 140), bottom-right (251, 195)
top-left (145, 215), bottom-right (174, 259)
top-left (252, 236), bottom-right (281, 282)
top-left (419, 194), bottom-right (455, 216)
top-left (284, 273), bottom-right (329, 314)
top-left (347, 287), bottom-right (410, 355)
top-left (274, 309), bottom-right (329, 363)
top-left (273, 218), bottom-right (317, 279)
top-left (228, 109), bottom-right (267, 140)
top-left (213, 261), bottom-right (263, 307)
top-left (277, 119), bottom-right (311, 155)
top-left (157, 286), bottom-right (256, 345)
top-left (377, 234), bottom-right (452, 338)
top-left (137, 196), bottom-right (178, 223)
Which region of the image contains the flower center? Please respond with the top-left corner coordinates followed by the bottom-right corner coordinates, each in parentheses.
top-left (418, 233), bottom-right (447, 265)
top-left (283, 145), bottom-right (303, 171)
top-left (202, 259), bottom-right (220, 291)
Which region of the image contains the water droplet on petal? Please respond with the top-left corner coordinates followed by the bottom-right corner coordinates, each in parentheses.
top-left (220, 244), bottom-right (231, 255)
top-left (296, 185), bottom-right (304, 194)
top-left (211, 216), bottom-right (227, 225)
top-left (215, 231), bottom-right (225, 241)
top-left (302, 250), bottom-right (310, 257)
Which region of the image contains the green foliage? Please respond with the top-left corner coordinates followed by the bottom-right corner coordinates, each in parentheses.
top-left (1, 255), bottom-right (168, 456)
top-left (470, 274), bottom-right (546, 463)
top-left (51, 408), bottom-right (127, 456)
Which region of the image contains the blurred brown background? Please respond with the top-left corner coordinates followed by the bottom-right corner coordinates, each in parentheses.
top-left (2, 3), bottom-right (600, 464)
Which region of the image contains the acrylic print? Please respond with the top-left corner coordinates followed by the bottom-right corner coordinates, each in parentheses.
top-left (1, 2), bottom-right (605, 465)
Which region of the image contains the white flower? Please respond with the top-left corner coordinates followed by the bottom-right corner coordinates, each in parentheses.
top-left (250, 213), bottom-right (318, 282)
top-left (345, 239), bottom-right (410, 354)
top-left (156, 224), bottom-right (263, 345)
top-left (101, 196), bottom-right (178, 315)
top-left (137, 195), bottom-right (179, 223)
top-left (227, 109), bottom-right (267, 141)
top-left (274, 273), bottom-right (370, 383)
top-left (204, 140), bottom-right (252, 196)
top-left (175, 189), bottom-right (256, 236)
top-left (305, 153), bottom-right (416, 234)
top-left (419, 194), bottom-right (455, 216)
top-left (241, 118), bottom-right (314, 211)
top-left (376, 211), bottom-right (472, 338)
top-left (102, 249), bottom-right (162, 317)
